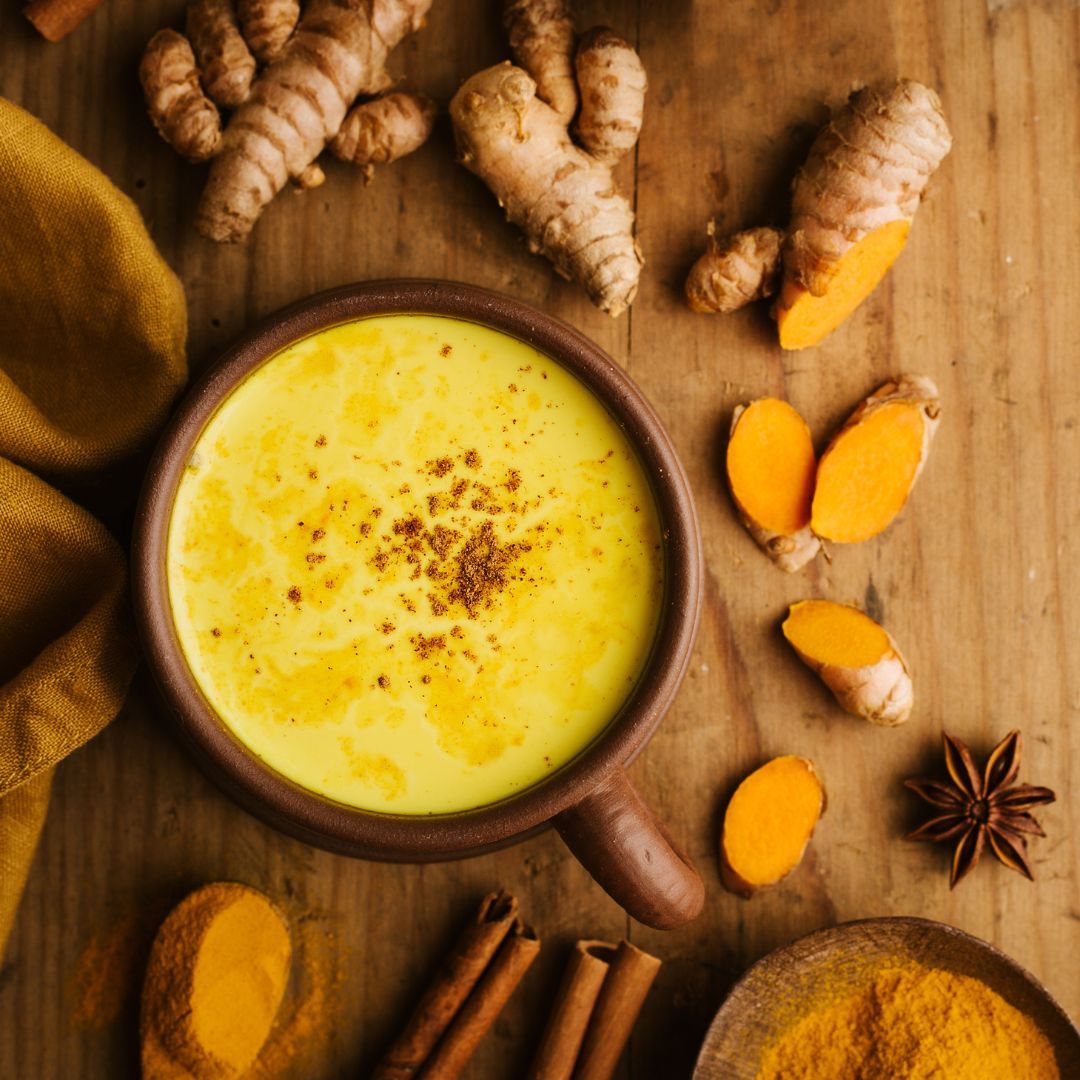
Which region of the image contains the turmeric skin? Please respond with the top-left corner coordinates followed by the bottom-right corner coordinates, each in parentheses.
top-left (237, 0), bottom-right (300, 65)
top-left (141, 883), bottom-right (291, 1080)
top-left (185, 0), bottom-right (256, 111)
top-left (755, 962), bottom-right (1060, 1080)
top-left (783, 600), bottom-right (914, 726)
top-left (720, 756), bottom-right (825, 898)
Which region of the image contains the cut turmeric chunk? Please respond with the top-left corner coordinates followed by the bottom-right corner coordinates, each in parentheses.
top-left (726, 399), bottom-right (819, 572)
top-left (783, 599), bottom-right (913, 725)
top-left (775, 220), bottom-right (910, 350)
top-left (720, 755), bottom-right (825, 897)
top-left (811, 375), bottom-right (940, 544)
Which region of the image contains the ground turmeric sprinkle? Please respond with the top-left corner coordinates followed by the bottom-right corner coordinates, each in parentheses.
top-left (756, 960), bottom-right (1059, 1079)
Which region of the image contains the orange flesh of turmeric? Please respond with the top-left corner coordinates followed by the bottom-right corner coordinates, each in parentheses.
top-left (723, 756), bottom-right (824, 886)
top-left (783, 600), bottom-right (890, 669)
top-left (727, 399), bottom-right (816, 535)
top-left (776, 221), bottom-right (911, 350)
top-left (811, 402), bottom-right (925, 543)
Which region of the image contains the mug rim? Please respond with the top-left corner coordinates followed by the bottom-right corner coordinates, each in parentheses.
top-left (132, 279), bottom-right (703, 860)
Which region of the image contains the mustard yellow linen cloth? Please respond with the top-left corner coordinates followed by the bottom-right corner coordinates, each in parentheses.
top-left (0, 97), bottom-right (187, 950)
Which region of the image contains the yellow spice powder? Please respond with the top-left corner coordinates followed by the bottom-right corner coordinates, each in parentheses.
top-left (756, 961), bottom-right (1059, 1080)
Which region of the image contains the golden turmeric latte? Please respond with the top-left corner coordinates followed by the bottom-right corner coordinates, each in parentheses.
top-left (755, 960), bottom-right (1060, 1080)
top-left (141, 883), bottom-right (291, 1080)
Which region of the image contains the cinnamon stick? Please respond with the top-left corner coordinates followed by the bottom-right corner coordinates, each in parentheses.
top-left (527, 940), bottom-right (616, 1080)
top-left (572, 940), bottom-right (661, 1080)
top-left (419, 919), bottom-right (540, 1080)
top-left (372, 891), bottom-right (519, 1080)
top-left (23, 0), bottom-right (105, 42)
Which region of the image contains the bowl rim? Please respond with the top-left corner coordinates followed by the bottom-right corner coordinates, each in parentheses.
top-left (693, 915), bottom-right (1080, 1077)
top-left (132, 278), bottom-right (703, 859)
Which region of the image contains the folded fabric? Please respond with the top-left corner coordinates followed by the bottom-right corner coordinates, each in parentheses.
top-left (0, 97), bottom-right (187, 953)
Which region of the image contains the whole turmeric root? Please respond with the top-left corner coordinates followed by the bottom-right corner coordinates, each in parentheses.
top-left (686, 225), bottom-right (782, 314)
top-left (783, 600), bottom-right (914, 725)
top-left (686, 81), bottom-right (952, 349)
top-left (140, 30), bottom-right (222, 163)
top-left (140, 0), bottom-right (436, 242)
top-left (330, 92), bottom-right (436, 179)
top-left (451, 7), bottom-right (647, 316)
top-left (720, 755), bottom-right (826, 897)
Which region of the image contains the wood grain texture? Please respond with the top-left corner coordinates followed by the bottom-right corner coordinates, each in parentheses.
top-left (1, 1), bottom-right (1078, 1076)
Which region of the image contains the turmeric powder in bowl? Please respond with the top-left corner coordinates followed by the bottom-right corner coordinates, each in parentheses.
top-left (141, 882), bottom-right (291, 1080)
top-left (755, 960), bottom-right (1059, 1080)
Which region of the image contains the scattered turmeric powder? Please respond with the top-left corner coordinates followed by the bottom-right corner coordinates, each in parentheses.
top-left (783, 600), bottom-right (914, 726)
top-left (140, 882), bottom-right (291, 1080)
top-left (755, 961), bottom-right (1060, 1079)
top-left (720, 756), bottom-right (826, 898)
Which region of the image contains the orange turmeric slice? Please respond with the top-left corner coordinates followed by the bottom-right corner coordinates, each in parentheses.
top-left (726, 398), bottom-right (819, 572)
top-left (775, 220), bottom-right (910, 350)
top-left (720, 755), bottom-right (825, 897)
top-left (783, 599), bottom-right (913, 726)
top-left (811, 375), bottom-right (940, 544)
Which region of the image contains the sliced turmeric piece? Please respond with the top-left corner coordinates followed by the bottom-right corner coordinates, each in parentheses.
top-left (720, 755), bottom-right (825, 898)
top-left (775, 81), bottom-right (952, 350)
top-left (783, 599), bottom-right (914, 726)
top-left (726, 398), bottom-right (819, 572)
top-left (775, 220), bottom-right (909, 350)
top-left (811, 375), bottom-right (940, 544)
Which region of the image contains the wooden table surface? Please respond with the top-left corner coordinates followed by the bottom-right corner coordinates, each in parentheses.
top-left (2, 1), bottom-right (1078, 1077)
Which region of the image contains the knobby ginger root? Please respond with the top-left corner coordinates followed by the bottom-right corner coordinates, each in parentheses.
top-left (197, 0), bottom-right (432, 241)
top-left (720, 756), bottom-right (825, 897)
top-left (331, 92), bottom-right (437, 179)
top-left (783, 599), bottom-right (914, 725)
top-left (141, 0), bottom-right (435, 241)
top-left (812, 374), bottom-right (940, 543)
top-left (140, 29), bottom-right (222, 163)
top-left (186, 0), bottom-right (256, 110)
top-left (685, 224), bottom-right (782, 314)
top-left (451, 11), bottom-right (647, 316)
top-left (237, 0), bottom-right (300, 64)
top-left (503, 0), bottom-right (578, 123)
top-left (574, 27), bottom-right (647, 165)
top-left (685, 80), bottom-right (951, 347)
top-left (726, 398), bottom-right (819, 572)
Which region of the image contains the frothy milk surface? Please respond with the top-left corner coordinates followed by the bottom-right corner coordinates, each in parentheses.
top-left (167, 315), bottom-right (664, 813)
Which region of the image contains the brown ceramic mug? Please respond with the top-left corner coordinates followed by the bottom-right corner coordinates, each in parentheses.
top-left (132, 280), bottom-right (704, 930)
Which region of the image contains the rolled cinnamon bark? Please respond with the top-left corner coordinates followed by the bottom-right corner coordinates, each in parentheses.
top-left (23, 0), bottom-right (105, 41)
top-left (573, 940), bottom-right (662, 1080)
top-left (372, 891), bottom-right (519, 1080)
top-left (419, 919), bottom-right (541, 1080)
top-left (527, 940), bottom-right (616, 1080)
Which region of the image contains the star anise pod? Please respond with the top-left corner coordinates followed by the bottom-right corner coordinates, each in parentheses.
top-left (905, 730), bottom-right (1056, 888)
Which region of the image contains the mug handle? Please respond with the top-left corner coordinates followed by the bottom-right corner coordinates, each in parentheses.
top-left (554, 768), bottom-right (705, 930)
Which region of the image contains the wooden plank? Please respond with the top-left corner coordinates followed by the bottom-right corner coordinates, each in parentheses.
top-left (1, 1), bottom-right (1077, 1077)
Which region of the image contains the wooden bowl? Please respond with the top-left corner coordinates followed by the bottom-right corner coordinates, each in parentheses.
top-left (694, 917), bottom-right (1080, 1079)
top-left (132, 279), bottom-right (705, 930)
